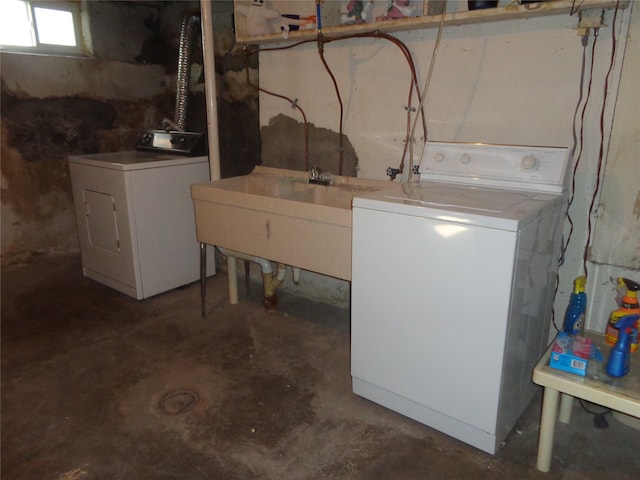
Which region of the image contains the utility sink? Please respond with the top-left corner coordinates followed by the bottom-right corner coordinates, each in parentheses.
top-left (191, 166), bottom-right (390, 281)
top-left (283, 182), bottom-right (383, 209)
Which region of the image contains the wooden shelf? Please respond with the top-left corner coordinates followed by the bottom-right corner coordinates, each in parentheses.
top-left (235, 0), bottom-right (630, 45)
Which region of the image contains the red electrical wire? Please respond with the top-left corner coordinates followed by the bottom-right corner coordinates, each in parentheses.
top-left (242, 30), bottom-right (426, 177)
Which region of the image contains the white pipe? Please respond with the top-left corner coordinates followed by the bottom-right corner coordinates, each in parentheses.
top-left (217, 247), bottom-right (273, 275)
top-left (200, 0), bottom-right (221, 181)
top-left (292, 267), bottom-right (301, 284)
top-left (217, 248), bottom-right (291, 308)
top-left (226, 255), bottom-right (238, 304)
top-left (217, 246), bottom-right (272, 305)
top-left (276, 263), bottom-right (287, 282)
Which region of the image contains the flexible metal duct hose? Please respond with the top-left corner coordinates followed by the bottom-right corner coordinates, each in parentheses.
top-left (175, 14), bottom-right (201, 131)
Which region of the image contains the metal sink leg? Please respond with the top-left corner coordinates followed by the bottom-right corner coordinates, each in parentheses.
top-left (200, 242), bottom-right (207, 318)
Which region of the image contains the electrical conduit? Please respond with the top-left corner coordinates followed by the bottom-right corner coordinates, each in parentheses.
top-left (175, 14), bottom-right (200, 131)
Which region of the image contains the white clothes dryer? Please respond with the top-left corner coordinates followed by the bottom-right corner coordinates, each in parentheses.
top-left (69, 151), bottom-right (214, 300)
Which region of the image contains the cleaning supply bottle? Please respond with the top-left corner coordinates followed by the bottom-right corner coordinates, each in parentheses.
top-left (563, 276), bottom-right (587, 335)
top-left (605, 278), bottom-right (640, 352)
top-left (606, 314), bottom-right (640, 377)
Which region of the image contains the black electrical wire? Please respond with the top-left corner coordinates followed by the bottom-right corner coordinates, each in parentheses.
top-left (551, 29), bottom-right (598, 331)
top-left (579, 399), bottom-right (612, 416)
top-left (573, 33), bottom-right (597, 226)
top-left (570, 0), bottom-right (586, 16)
top-left (563, 34), bottom-right (589, 260)
top-left (562, 29), bottom-right (597, 283)
top-left (578, 399), bottom-right (612, 429)
top-left (582, 1), bottom-right (620, 277)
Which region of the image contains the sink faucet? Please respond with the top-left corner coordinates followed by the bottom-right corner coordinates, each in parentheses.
top-left (308, 166), bottom-right (332, 185)
top-left (309, 166), bottom-right (321, 181)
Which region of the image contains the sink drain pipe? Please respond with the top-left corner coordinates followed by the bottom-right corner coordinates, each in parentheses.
top-left (217, 247), bottom-right (286, 308)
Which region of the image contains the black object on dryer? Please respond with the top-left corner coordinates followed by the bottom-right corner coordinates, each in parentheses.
top-left (135, 130), bottom-right (205, 156)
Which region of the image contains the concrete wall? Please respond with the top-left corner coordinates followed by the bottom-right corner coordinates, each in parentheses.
top-left (256, 2), bottom-right (639, 329)
top-left (1, 0), bottom-right (259, 265)
top-left (583, 4), bottom-right (640, 333)
top-left (4, 0), bottom-right (637, 332)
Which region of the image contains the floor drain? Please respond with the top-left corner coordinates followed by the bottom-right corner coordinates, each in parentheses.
top-left (158, 389), bottom-right (199, 414)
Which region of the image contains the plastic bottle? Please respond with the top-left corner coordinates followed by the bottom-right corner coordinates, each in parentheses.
top-left (606, 314), bottom-right (640, 377)
top-left (563, 276), bottom-right (587, 335)
top-left (605, 278), bottom-right (640, 352)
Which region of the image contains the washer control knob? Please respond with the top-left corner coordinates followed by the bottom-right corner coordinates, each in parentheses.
top-left (521, 155), bottom-right (540, 171)
top-left (434, 152), bottom-right (446, 163)
top-left (460, 154), bottom-right (471, 165)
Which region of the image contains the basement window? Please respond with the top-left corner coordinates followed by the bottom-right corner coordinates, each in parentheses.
top-left (0, 0), bottom-right (88, 55)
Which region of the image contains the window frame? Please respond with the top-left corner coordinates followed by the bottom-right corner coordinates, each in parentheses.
top-left (0, 0), bottom-right (88, 56)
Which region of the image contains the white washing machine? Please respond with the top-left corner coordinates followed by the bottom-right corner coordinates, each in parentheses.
top-left (69, 151), bottom-right (214, 300)
top-left (351, 142), bottom-right (570, 454)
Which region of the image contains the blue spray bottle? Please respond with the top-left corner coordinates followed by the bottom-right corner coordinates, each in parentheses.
top-left (606, 314), bottom-right (640, 377)
top-left (563, 276), bottom-right (587, 334)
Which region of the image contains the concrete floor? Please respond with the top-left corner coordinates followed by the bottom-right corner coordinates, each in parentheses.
top-left (2, 255), bottom-right (639, 480)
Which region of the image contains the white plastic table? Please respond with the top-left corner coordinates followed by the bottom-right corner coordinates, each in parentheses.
top-left (532, 330), bottom-right (640, 472)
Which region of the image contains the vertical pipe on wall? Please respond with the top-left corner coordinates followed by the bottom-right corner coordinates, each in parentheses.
top-left (200, 0), bottom-right (221, 181)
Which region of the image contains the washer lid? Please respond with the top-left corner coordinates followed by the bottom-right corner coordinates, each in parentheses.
top-left (352, 181), bottom-right (563, 231)
top-left (385, 183), bottom-right (533, 213)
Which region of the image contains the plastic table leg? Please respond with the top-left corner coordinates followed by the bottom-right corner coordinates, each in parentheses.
top-left (559, 393), bottom-right (573, 424)
top-left (536, 386), bottom-right (560, 472)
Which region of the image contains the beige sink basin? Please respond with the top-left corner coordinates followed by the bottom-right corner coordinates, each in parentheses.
top-left (283, 182), bottom-right (382, 209)
top-left (191, 166), bottom-right (390, 281)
